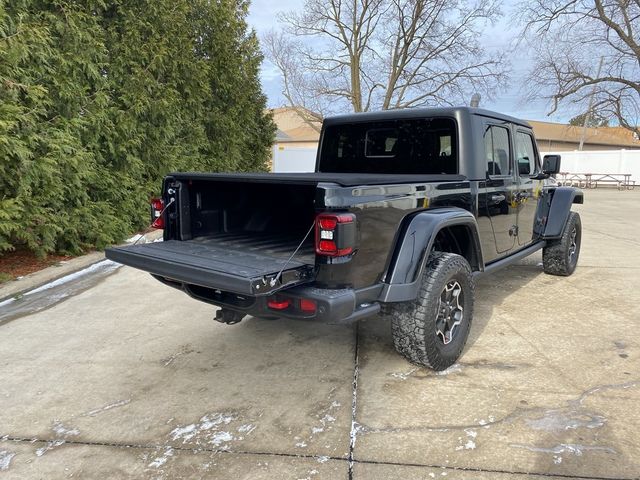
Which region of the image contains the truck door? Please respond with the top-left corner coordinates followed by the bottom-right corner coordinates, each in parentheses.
top-left (514, 130), bottom-right (544, 246)
top-left (480, 123), bottom-right (517, 260)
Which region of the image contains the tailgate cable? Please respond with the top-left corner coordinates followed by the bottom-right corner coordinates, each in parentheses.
top-left (269, 221), bottom-right (315, 287)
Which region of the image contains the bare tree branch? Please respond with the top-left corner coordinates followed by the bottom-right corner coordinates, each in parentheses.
top-left (517, 0), bottom-right (640, 135)
top-left (264, 0), bottom-right (507, 115)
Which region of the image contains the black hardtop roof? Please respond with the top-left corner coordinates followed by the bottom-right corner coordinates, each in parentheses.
top-left (322, 106), bottom-right (532, 129)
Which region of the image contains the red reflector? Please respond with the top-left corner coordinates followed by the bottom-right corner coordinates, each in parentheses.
top-left (318, 239), bottom-right (337, 253)
top-left (300, 299), bottom-right (317, 313)
top-left (150, 197), bottom-right (165, 229)
top-left (267, 298), bottom-right (291, 310)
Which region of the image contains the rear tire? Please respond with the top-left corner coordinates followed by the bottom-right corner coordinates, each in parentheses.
top-left (386, 252), bottom-right (474, 371)
top-left (543, 211), bottom-right (581, 276)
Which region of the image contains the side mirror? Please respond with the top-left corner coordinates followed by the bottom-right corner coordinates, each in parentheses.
top-left (542, 154), bottom-right (561, 175)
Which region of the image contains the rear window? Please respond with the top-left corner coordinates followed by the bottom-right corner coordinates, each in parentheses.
top-left (319, 118), bottom-right (457, 174)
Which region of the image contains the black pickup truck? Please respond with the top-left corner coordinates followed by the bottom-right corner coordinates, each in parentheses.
top-left (106, 107), bottom-right (583, 370)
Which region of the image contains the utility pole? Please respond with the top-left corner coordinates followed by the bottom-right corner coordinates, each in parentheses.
top-left (578, 56), bottom-right (604, 151)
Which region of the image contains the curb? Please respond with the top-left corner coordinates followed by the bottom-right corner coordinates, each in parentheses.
top-left (0, 230), bottom-right (163, 304)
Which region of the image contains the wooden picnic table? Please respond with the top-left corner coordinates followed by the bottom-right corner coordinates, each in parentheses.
top-left (557, 172), bottom-right (635, 190)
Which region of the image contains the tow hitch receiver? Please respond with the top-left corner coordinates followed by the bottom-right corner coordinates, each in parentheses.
top-left (214, 308), bottom-right (245, 325)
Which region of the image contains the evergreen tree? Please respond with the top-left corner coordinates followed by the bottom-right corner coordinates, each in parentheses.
top-left (568, 112), bottom-right (610, 128)
top-left (0, 0), bottom-right (275, 256)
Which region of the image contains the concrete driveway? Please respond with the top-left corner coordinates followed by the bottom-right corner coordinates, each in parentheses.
top-left (1, 189), bottom-right (639, 479)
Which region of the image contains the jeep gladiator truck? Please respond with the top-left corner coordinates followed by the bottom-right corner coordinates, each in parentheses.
top-left (106, 107), bottom-right (583, 371)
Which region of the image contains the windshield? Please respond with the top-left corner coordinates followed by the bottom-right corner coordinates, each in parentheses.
top-left (318, 117), bottom-right (457, 174)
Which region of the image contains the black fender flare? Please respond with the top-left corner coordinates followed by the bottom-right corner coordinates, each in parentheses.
top-left (542, 187), bottom-right (584, 239)
top-left (379, 208), bottom-right (483, 303)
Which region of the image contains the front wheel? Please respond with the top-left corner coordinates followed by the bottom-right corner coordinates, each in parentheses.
top-left (386, 252), bottom-right (474, 371)
top-left (543, 211), bottom-right (581, 276)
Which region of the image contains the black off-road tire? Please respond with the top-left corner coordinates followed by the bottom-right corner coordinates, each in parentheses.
top-left (387, 252), bottom-right (474, 371)
top-left (543, 211), bottom-right (581, 276)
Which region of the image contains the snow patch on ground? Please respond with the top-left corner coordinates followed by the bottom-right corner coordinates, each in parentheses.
top-left (148, 447), bottom-right (174, 468)
top-left (455, 429), bottom-right (477, 451)
top-left (510, 443), bottom-right (616, 456)
top-left (168, 412), bottom-right (252, 450)
top-left (34, 421), bottom-right (80, 457)
top-left (83, 399), bottom-right (131, 417)
top-left (200, 413), bottom-right (234, 431)
top-left (295, 390), bottom-right (343, 450)
top-left (52, 421), bottom-right (79, 437)
top-left (170, 424), bottom-right (197, 442)
top-left (390, 368), bottom-right (418, 380)
top-left (0, 298), bottom-right (15, 308)
top-left (24, 260), bottom-right (120, 296)
top-left (526, 409), bottom-right (606, 431)
top-left (210, 431), bottom-right (233, 447)
top-left (0, 450), bottom-right (16, 471)
top-left (237, 424), bottom-right (256, 435)
top-left (170, 413), bottom-right (235, 444)
top-left (127, 233), bottom-right (163, 244)
top-left (36, 440), bottom-right (65, 457)
top-left (162, 345), bottom-right (194, 367)
top-left (435, 364), bottom-right (462, 376)
top-left (311, 413), bottom-right (337, 435)
top-left (126, 234), bottom-right (145, 243)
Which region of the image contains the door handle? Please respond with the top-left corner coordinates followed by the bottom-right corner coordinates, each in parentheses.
top-left (490, 194), bottom-right (506, 203)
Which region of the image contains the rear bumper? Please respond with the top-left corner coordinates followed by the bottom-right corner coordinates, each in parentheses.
top-left (153, 275), bottom-right (381, 323)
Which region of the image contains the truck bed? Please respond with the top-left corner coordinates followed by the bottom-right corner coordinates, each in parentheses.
top-left (106, 234), bottom-right (315, 296)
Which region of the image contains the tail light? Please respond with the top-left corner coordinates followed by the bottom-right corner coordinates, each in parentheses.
top-left (267, 298), bottom-right (291, 310)
top-left (300, 298), bottom-right (317, 313)
top-left (267, 296), bottom-right (317, 315)
top-left (150, 197), bottom-right (165, 229)
top-left (315, 212), bottom-right (356, 256)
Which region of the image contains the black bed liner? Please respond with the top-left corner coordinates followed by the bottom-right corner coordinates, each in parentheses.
top-left (168, 172), bottom-right (466, 187)
top-left (105, 235), bottom-right (315, 296)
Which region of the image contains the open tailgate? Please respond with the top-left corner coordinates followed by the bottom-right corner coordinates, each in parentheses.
top-left (105, 237), bottom-right (315, 296)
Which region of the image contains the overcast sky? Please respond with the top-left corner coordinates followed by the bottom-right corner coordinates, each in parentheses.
top-left (247, 0), bottom-right (571, 123)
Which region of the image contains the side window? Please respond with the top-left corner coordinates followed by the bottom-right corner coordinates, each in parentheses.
top-left (439, 134), bottom-right (452, 156)
top-left (515, 131), bottom-right (537, 176)
top-left (483, 125), bottom-right (510, 177)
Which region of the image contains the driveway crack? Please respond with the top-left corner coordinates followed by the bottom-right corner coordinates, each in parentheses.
top-left (348, 321), bottom-right (361, 480)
